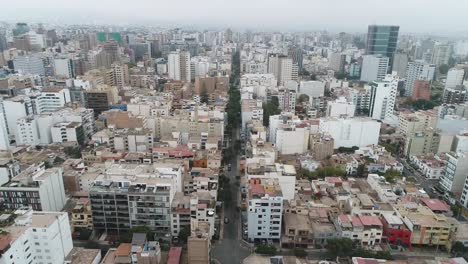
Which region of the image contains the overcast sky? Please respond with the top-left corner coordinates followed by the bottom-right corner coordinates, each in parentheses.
top-left (1, 0), bottom-right (468, 34)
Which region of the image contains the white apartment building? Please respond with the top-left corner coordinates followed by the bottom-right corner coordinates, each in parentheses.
top-left (51, 121), bottom-right (83, 143)
top-left (247, 179), bottom-right (283, 241)
top-left (336, 214), bottom-right (383, 246)
top-left (15, 117), bottom-right (40, 146)
top-left (15, 107), bottom-right (94, 146)
top-left (13, 55), bottom-right (45, 76)
top-left (360, 55), bottom-right (389, 82)
top-left (35, 88), bottom-right (71, 114)
top-left (0, 209), bottom-right (73, 264)
top-left (0, 166), bottom-right (67, 211)
top-left (367, 174), bottom-right (398, 203)
top-left (369, 73), bottom-right (398, 121)
top-left (404, 61), bottom-right (436, 96)
top-left (54, 57), bottom-right (74, 78)
top-left (277, 88), bottom-right (296, 112)
top-left (1, 96), bottom-right (34, 140)
top-left (445, 68), bottom-right (465, 89)
top-left (326, 97), bottom-right (356, 118)
top-left (409, 155), bottom-right (446, 179)
top-left (319, 117), bottom-right (381, 149)
top-left (275, 124), bottom-right (309, 155)
top-left (0, 113), bottom-right (9, 151)
top-left (240, 74), bottom-right (277, 87)
top-left (168, 50), bottom-right (191, 82)
top-left (267, 54), bottom-right (296, 85)
top-left (268, 113), bottom-right (300, 143)
top-left (245, 163), bottom-right (296, 201)
top-left (299, 81), bottom-right (325, 98)
top-left (439, 151), bottom-right (468, 194)
top-left (189, 192), bottom-right (216, 238)
top-left (241, 99), bottom-right (263, 131)
top-left (190, 56), bottom-right (210, 78)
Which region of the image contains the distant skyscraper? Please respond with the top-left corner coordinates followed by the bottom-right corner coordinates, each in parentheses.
top-left (268, 54), bottom-right (297, 85)
top-left (392, 53), bottom-right (408, 78)
top-left (168, 50), bottom-right (191, 82)
top-left (431, 43), bottom-right (451, 66)
top-left (404, 61), bottom-right (436, 96)
top-left (0, 32), bottom-right (7, 52)
top-left (328, 52), bottom-right (346, 73)
top-left (445, 68), bottom-right (465, 89)
top-left (288, 46), bottom-right (303, 72)
top-left (369, 73), bottom-right (398, 121)
top-left (103, 40), bottom-right (120, 66)
top-left (13, 22), bottom-right (30, 36)
top-left (366, 25), bottom-right (399, 71)
top-left (360, 55), bottom-right (389, 82)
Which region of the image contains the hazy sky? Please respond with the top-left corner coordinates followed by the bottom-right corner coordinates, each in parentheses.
top-left (2, 0), bottom-right (468, 34)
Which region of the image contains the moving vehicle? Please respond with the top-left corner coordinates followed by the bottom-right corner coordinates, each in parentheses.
top-left (224, 217), bottom-right (229, 224)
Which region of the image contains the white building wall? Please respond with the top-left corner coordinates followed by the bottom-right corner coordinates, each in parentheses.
top-left (369, 74), bottom-right (398, 121)
top-left (319, 118), bottom-right (381, 148)
top-left (275, 127), bottom-right (308, 155)
top-left (360, 55), bottom-right (389, 82)
top-left (0, 113), bottom-right (9, 150)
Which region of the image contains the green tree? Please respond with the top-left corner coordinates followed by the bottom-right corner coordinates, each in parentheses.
top-left (297, 94), bottom-right (310, 104)
top-left (64, 146), bottom-right (82, 158)
top-left (263, 97), bottom-right (281, 127)
top-left (293, 248), bottom-right (307, 258)
top-left (200, 88), bottom-right (209, 104)
top-left (178, 227), bottom-right (191, 243)
top-left (383, 169), bottom-right (402, 183)
top-left (451, 241), bottom-right (466, 256)
top-left (325, 238), bottom-right (354, 257)
top-left (439, 64), bottom-right (450, 75)
top-left (255, 245), bottom-right (277, 255)
top-left (409, 99), bottom-right (437, 111)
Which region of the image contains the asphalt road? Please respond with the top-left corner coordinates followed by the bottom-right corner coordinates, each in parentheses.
top-left (396, 156), bottom-right (440, 197)
top-left (212, 129), bottom-right (250, 264)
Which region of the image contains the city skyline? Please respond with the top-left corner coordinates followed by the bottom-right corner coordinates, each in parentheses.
top-left (1, 0), bottom-right (468, 34)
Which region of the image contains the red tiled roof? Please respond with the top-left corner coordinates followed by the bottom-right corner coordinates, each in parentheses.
top-left (420, 198), bottom-right (450, 212)
top-left (358, 215), bottom-right (382, 226)
top-left (326, 177), bottom-right (343, 184)
top-left (167, 247), bottom-right (182, 264)
top-left (355, 257), bottom-right (379, 264)
top-left (339, 214), bottom-right (350, 222)
top-left (251, 184), bottom-right (265, 194)
top-left (352, 215), bottom-right (363, 227)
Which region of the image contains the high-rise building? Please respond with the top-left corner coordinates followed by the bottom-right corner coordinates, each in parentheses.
top-left (329, 52), bottom-right (346, 73)
top-left (360, 55), bottom-right (389, 82)
top-left (54, 57), bottom-right (74, 78)
top-left (442, 86), bottom-right (467, 104)
top-left (392, 53), bottom-right (408, 78)
top-left (0, 112), bottom-right (9, 150)
top-left (412, 80), bottom-right (431, 100)
top-left (445, 68), bottom-right (465, 89)
top-left (366, 25), bottom-right (399, 71)
top-left (247, 178), bottom-right (283, 241)
top-left (103, 40), bottom-right (120, 66)
top-left (404, 61), bottom-right (436, 96)
top-left (440, 151), bottom-right (468, 194)
top-left (288, 46), bottom-right (303, 72)
top-left (431, 43), bottom-right (451, 66)
top-left (0, 166), bottom-right (67, 211)
top-left (369, 73), bottom-right (398, 121)
top-left (0, 209), bottom-right (73, 264)
top-left (0, 32), bottom-right (8, 52)
top-left (13, 55), bottom-right (46, 76)
top-left (168, 50), bottom-right (191, 82)
top-left (267, 54), bottom-right (296, 85)
top-left (13, 22), bottom-right (30, 36)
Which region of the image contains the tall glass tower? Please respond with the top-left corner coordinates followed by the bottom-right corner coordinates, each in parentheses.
top-left (366, 25), bottom-right (399, 71)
